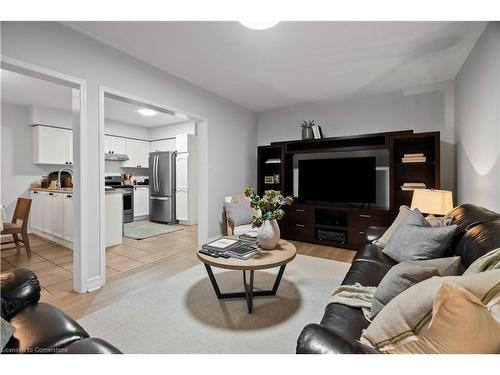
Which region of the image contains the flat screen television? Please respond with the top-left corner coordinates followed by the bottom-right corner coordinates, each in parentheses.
top-left (298, 157), bottom-right (376, 205)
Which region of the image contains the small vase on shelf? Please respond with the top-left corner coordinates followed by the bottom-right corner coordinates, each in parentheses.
top-left (301, 120), bottom-right (315, 140)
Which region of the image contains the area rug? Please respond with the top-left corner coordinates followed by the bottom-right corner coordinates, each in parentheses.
top-left (123, 220), bottom-right (183, 240)
top-left (78, 254), bottom-right (350, 353)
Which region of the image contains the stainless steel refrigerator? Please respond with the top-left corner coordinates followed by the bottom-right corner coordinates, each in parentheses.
top-left (149, 151), bottom-right (176, 224)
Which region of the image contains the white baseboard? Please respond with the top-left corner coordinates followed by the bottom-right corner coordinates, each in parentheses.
top-left (29, 229), bottom-right (73, 249)
top-left (86, 276), bottom-right (103, 292)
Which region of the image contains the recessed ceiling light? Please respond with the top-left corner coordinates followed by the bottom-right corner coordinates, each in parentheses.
top-left (137, 108), bottom-right (157, 117)
top-left (240, 21), bottom-right (279, 30)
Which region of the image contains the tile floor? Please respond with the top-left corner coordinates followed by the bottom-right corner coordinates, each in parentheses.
top-left (1, 225), bottom-right (198, 302)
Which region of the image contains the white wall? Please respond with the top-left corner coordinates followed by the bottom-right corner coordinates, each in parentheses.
top-left (257, 86), bottom-right (455, 192)
top-left (150, 121), bottom-right (196, 140)
top-left (1, 22), bottom-right (257, 289)
top-left (455, 22), bottom-right (500, 211)
top-left (105, 119), bottom-right (150, 140)
top-left (1, 102), bottom-right (64, 218)
top-left (30, 104), bottom-right (72, 129)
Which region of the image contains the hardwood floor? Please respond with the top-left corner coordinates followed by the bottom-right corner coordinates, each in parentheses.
top-left (1, 227), bottom-right (355, 321)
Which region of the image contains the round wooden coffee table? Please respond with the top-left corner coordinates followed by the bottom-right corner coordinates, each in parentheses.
top-left (197, 239), bottom-right (296, 313)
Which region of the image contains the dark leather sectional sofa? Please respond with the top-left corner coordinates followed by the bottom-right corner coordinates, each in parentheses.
top-left (1, 268), bottom-right (121, 354)
top-left (296, 204), bottom-right (500, 354)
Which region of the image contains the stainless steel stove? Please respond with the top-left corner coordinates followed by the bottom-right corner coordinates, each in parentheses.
top-left (105, 175), bottom-right (134, 223)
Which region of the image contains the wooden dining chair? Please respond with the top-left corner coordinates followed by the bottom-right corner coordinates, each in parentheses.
top-left (1, 198), bottom-right (32, 257)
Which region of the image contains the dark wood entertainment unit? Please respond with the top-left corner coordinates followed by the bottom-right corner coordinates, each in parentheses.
top-left (257, 130), bottom-right (440, 250)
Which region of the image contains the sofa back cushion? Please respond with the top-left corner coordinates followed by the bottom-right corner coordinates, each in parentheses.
top-left (453, 219), bottom-right (500, 267)
top-left (446, 204), bottom-right (500, 233)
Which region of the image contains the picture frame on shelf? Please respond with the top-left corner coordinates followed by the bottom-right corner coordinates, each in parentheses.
top-left (264, 176), bottom-right (275, 184)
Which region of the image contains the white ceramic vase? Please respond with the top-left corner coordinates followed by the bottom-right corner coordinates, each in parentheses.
top-left (258, 219), bottom-right (280, 250)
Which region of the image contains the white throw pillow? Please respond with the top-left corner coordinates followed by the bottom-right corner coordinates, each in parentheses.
top-left (224, 200), bottom-right (253, 226)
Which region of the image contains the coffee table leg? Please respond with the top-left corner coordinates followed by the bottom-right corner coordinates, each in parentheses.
top-left (243, 270), bottom-right (254, 313)
top-left (203, 263), bottom-right (286, 314)
top-left (271, 265), bottom-right (286, 294)
top-left (204, 263), bottom-right (222, 298)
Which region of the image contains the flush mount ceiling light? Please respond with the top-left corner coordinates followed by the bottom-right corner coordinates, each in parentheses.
top-left (137, 108), bottom-right (157, 117)
top-left (239, 21), bottom-right (279, 30)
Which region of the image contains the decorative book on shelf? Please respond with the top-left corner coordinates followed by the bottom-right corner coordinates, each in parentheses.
top-left (401, 182), bottom-right (427, 191)
top-left (402, 153), bottom-right (426, 163)
top-left (265, 158), bottom-right (282, 164)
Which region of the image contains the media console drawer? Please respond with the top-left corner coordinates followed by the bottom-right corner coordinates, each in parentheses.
top-left (284, 221), bottom-right (314, 240)
top-left (285, 205), bottom-right (314, 224)
top-left (349, 210), bottom-right (387, 229)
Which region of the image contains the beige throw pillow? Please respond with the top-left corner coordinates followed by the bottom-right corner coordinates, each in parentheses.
top-left (386, 282), bottom-right (500, 354)
top-left (374, 205), bottom-right (411, 248)
top-left (360, 269), bottom-right (500, 351)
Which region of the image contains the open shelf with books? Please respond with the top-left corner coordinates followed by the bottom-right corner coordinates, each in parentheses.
top-left (389, 131), bottom-right (440, 219)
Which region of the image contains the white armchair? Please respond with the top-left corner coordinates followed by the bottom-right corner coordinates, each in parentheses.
top-left (223, 194), bottom-right (257, 236)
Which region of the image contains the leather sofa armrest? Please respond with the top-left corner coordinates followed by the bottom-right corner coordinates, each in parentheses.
top-left (1, 268), bottom-right (41, 320)
top-left (296, 323), bottom-right (381, 354)
top-left (365, 226), bottom-right (387, 244)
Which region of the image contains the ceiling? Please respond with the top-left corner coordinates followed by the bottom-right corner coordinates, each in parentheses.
top-left (104, 97), bottom-right (187, 127)
top-left (1, 70), bottom-right (187, 127)
top-left (66, 21), bottom-right (487, 112)
top-left (1, 69), bottom-right (73, 110)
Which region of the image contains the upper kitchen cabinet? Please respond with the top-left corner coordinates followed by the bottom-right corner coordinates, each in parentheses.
top-left (33, 125), bottom-right (73, 165)
top-left (150, 139), bottom-right (176, 152)
top-left (104, 135), bottom-right (127, 154)
top-left (124, 138), bottom-right (149, 168)
top-left (175, 134), bottom-right (190, 153)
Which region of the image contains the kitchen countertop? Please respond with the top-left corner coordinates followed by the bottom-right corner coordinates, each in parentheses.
top-left (30, 187), bottom-right (73, 194)
top-left (105, 189), bottom-right (123, 195)
top-left (31, 187), bottom-right (123, 195)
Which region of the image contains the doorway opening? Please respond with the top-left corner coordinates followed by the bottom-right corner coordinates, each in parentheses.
top-left (1, 56), bottom-right (88, 295)
top-left (98, 87), bottom-right (207, 283)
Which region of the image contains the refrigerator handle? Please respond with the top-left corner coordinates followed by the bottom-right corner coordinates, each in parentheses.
top-left (153, 155), bottom-right (158, 192)
top-left (155, 155), bottom-right (160, 192)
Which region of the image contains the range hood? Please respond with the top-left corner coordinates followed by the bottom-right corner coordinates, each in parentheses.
top-left (105, 153), bottom-right (129, 161)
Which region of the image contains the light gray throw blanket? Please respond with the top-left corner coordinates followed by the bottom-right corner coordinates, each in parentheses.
top-left (329, 282), bottom-right (376, 321)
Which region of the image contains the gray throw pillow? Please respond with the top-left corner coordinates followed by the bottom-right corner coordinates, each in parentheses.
top-left (382, 209), bottom-right (458, 262)
top-left (1, 317), bottom-right (15, 351)
top-left (371, 256), bottom-right (462, 317)
top-left (224, 200), bottom-right (253, 226)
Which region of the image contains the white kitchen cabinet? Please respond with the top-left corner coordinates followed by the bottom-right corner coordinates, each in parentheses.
top-left (134, 186), bottom-right (149, 217)
top-left (67, 130), bottom-right (73, 164)
top-left (176, 153), bottom-right (189, 187)
top-left (175, 134), bottom-right (189, 152)
top-left (63, 194), bottom-right (73, 242)
top-left (50, 193), bottom-right (65, 238)
top-left (30, 190), bottom-right (73, 247)
top-left (33, 125), bottom-right (73, 165)
top-left (175, 134), bottom-right (198, 224)
top-left (150, 139), bottom-right (176, 152)
top-left (30, 190), bottom-right (44, 231)
top-left (124, 139), bottom-right (149, 168)
top-left (104, 135), bottom-right (127, 155)
top-left (175, 188), bottom-right (189, 221)
top-left (106, 191), bottom-right (123, 248)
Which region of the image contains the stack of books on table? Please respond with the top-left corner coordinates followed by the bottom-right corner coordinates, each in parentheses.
top-left (201, 237), bottom-right (259, 260)
top-left (401, 182), bottom-right (427, 191)
top-left (401, 153), bottom-right (426, 163)
top-left (239, 230), bottom-right (258, 244)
